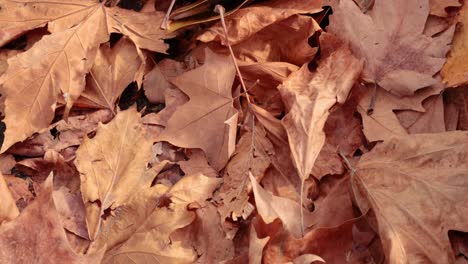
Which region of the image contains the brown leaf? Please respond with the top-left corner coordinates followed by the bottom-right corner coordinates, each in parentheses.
top-left (169, 173), bottom-right (222, 205)
top-left (329, 0), bottom-right (455, 96)
top-left (101, 204), bottom-right (196, 264)
top-left (442, 3), bottom-right (468, 87)
top-left (353, 131), bottom-right (468, 263)
top-left (75, 107), bottom-right (153, 239)
top-left (216, 124), bottom-right (274, 225)
top-left (198, 0), bottom-right (322, 45)
top-left (249, 173), bottom-right (314, 239)
top-left (396, 94), bottom-right (446, 134)
top-left (178, 149), bottom-right (218, 178)
top-left (53, 187), bottom-right (89, 239)
top-left (0, 172), bottom-right (19, 223)
top-left (279, 34), bottom-right (362, 181)
top-left (0, 176), bottom-right (104, 264)
top-left (429, 0), bottom-right (461, 17)
top-left (143, 59), bottom-right (187, 104)
top-left (77, 37), bottom-right (141, 111)
top-left (358, 83), bottom-right (444, 141)
top-left (157, 48), bottom-right (238, 170)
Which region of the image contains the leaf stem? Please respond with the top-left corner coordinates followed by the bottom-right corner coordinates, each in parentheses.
top-left (161, 0), bottom-right (177, 29)
top-left (214, 4), bottom-right (251, 105)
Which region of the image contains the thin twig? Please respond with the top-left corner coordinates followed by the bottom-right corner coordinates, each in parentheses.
top-left (214, 4), bottom-right (251, 105)
top-left (161, 0), bottom-right (177, 29)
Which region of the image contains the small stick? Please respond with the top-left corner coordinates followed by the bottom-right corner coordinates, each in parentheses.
top-left (161, 0), bottom-right (177, 30)
top-left (214, 4), bottom-right (252, 105)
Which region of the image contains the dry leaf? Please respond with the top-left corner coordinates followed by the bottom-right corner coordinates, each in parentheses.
top-left (169, 173), bottom-right (222, 205)
top-left (429, 0), bottom-right (461, 17)
top-left (329, 0), bottom-right (455, 96)
top-left (157, 48), bottom-right (238, 170)
top-left (396, 94), bottom-right (446, 134)
top-left (0, 172), bottom-right (19, 223)
top-left (353, 131), bottom-right (468, 263)
top-left (216, 124), bottom-right (274, 224)
top-left (77, 37), bottom-right (141, 111)
top-left (75, 107), bottom-right (153, 239)
top-left (279, 34), bottom-right (362, 183)
top-left (178, 149), bottom-right (218, 178)
top-left (198, 0), bottom-right (322, 45)
top-left (441, 3), bottom-right (468, 87)
top-left (101, 204), bottom-right (196, 264)
top-left (0, 176), bottom-right (104, 264)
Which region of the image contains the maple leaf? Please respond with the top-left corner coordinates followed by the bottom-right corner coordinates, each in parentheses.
top-left (74, 107), bottom-right (153, 239)
top-left (76, 37), bottom-right (141, 111)
top-left (329, 0), bottom-right (455, 96)
top-left (279, 34), bottom-right (362, 207)
top-left (0, 1), bottom-right (168, 153)
top-left (0, 176), bottom-right (105, 264)
top-left (353, 131), bottom-right (468, 263)
top-left (168, 173), bottom-right (222, 205)
top-left (101, 205), bottom-right (197, 264)
top-left (358, 83), bottom-right (444, 141)
top-left (441, 3), bottom-right (468, 87)
top-left (157, 48), bottom-right (238, 170)
top-left (396, 94), bottom-right (446, 134)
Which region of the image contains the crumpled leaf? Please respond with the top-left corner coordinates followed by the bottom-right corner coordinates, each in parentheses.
top-left (198, 0), bottom-right (323, 45)
top-left (216, 123), bottom-right (274, 225)
top-left (74, 107), bottom-right (153, 239)
top-left (329, 0), bottom-right (455, 96)
top-left (429, 0), bottom-right (461, 17)
top-left (168, 173), bottom-right (222, 205)
top-left (279, 34), bottom-right (362, 181)
top-left (441, 3), bottom-right (468, 87)
top-left (0, 176), bottom-right (104, 264)
top-left (353, 131), bottom-right (468, 263)
top-left (157, 48), bottom-right (238, 170)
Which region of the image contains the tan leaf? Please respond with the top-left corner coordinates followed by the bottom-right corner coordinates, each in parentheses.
top-left (396, 94), bottom-right (446, 134)
top-left (198, 0), bottom-right (322, 45)
top-left (0, 172), bottom-right (19, 223)
top-left (279, 34), bottom-right (362, 181)
top-left (249, 173), bottom-right (314, 239)
top-left (0, 154), bottom-right (16, 174)
top-left (329, 0), bottom-right (455, 96)
top-left (441, 3), bottom-right (468, 87)
top-left (429, 0), bottom-right (461, 17)
top-left (358, 83), bottom-right (444, 142)
top-left (77, 37), bottom-right (141, 111)
top-left (74, 107), bottom-right (153, 239)
top-left (217, 124), bottom-right (274, 223)
top-left (178, 150), bottom-right (218, 178)
top-left (353, 132), bottom-right (468, 263)
top-left (101, 204), bottom-right (196, 264)
top-left (169, 173), bottom-right (222, 205)
top-left (0, 176), bottom-right (104, 264)
top-left (157, 48), bottom-right (238, 170)
top-left (53, 187), bottom-right (89, 239)
top-left (0, 3), bottom-right (168, 153)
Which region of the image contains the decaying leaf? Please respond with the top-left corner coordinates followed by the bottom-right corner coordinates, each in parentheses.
top-left (0, 176), bottom-right (105, 264)
top-left (329, 0), bottom-right (455, 96)
top-left (353, 131), bottom-right (468, 263)
top-left (75, 107), bottom-right (153, 239)
top-left (157, 48), bottom-right (238, 170)
top-left (0, 172), bottom-right (19, 223)
top-left (279, 33), bottom-right (362, 190)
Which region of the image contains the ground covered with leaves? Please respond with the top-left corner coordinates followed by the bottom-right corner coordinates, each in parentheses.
top-left (0, 0), bottom-right (467, 263)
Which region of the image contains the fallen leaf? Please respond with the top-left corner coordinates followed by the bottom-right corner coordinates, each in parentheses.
top-left (442, 3), bottom-right (468, 87)
top-left (77, 37), bottom-right (141, 111)
top-left (429, 0), bottom-right (461, 17)
top-left (216, 124), bottom-right (274, 224)
top-left (0, 172), bottom-right (19, 223)
top-left (249, 173), bottom-right (313, 239)
top-left (198, 0), bottom-right (322, 45)
top-left (101, 204), bottom-right (196, 264)
top-left (396, 94), bottom-right (446, 134)
top-left (353, 131), bottom-right (468, 263)
top-left (0, 175), bottom-right (104, 264)
top-left (279, 33), bottom-right (362, 193)
top-left (329, 0), bottom-right (455, 96)
top-left (75, 107), bottom-right (153, 239)
top-left (0, 154), bottom-right (16, 174)
top-left (157, 48), bottom-right (238, 170)
top-left (178, 149), bottom-right (218, 178)
top-left (169, 173), bottom-right (222, 205)
top-left (53, 187), bottom-right (89, 239)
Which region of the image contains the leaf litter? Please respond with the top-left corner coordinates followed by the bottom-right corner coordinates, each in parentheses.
top-left (0, 0), bottom-right (467, 263)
